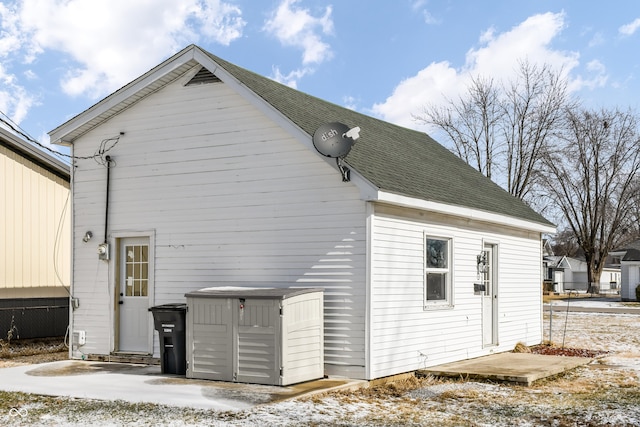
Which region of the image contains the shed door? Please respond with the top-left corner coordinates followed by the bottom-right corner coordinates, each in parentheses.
top-left (188, 297), bottom-right (234, 381)
top-left (236, 298), bottom-right (279, 385)
top-left (118, 237), bottom-right (152, 353)
top-left (482, 244), bottom-right (498, 347)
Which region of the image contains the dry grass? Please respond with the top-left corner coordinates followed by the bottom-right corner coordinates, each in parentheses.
top-left (0, 338), bottom-right (67, 367)
top-left (542, 292), bottom-right (603, 303)
top-left (512, 341), bottom-right (531, 353)
top-left (0, 338), bottom-right (65, 358)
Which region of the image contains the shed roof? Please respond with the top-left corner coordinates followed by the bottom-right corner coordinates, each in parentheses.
top-left (185, 287), bottom-right (321, 300)
top-left (49, 44), bottom-right (552, 230)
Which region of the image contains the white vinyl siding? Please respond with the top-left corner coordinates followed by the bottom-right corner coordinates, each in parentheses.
top-left (0, 144), bottom-right (70, 297)
top-left (369, 204), bottom-right (543, 379)
top-left (70, 73), bottom-right (367, 376)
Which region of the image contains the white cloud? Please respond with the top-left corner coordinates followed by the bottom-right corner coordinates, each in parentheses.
top-left (0, 87), bottom-right (37, 124)
top-left (342, 95), bottom-right (358, 111)
top-left (192, 0), bottom-right (246, 45)
top-left (371, 12), bottom-right (586, 130)
top-left (568, 59), bottom-right (608, 92)
top-left (0, 62), bottom-right (38, 124)
top-left (271, 66), bottom-right (311, 89)
top-left (588, 32), bottom-right (605, 48)
top-left (422, 10), bottom-right (439, 25)
top-left (263, 0), bottom-right (334, 65)
top-left (0, 3), bottom-right (38, 123)
top-left (0, 0), bottom-right (245, 100)
top-left (0, 3), bottom-right (24, 58)
top-left (411, 0), bottom-right (439, 25)
top-left (370, 61), bottom-right (460, 129)
top-left (619, 18), bottom-right (640, 36)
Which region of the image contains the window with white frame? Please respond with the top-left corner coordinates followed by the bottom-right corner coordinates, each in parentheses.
top-left (424, 236), bottom-right (452, 308)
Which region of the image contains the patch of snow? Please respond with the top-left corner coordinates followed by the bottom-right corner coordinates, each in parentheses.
top-left (546, 298), bottom-right (640, 309)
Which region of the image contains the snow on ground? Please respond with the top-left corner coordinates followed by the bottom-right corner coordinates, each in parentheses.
top-left (549, 300), bottom-right (615, 308)
top-left (547, 298), bottom-right (639, 309)
top-left (2, 308), bottom-right (639, 426)
top-left (235, 310), bottom-right (640, 426)
top-left (545, 309), bottom-right (640, 374)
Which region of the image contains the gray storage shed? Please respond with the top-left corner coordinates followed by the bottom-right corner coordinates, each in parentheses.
top-left (185, 287), bottom-right (324, 386)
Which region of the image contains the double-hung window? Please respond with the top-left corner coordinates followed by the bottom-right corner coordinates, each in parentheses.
top-left (424, 236), bottom-right (452, 308)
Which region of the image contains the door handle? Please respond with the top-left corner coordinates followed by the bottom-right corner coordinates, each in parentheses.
top-left (119, 301), bottom-right (124, 305)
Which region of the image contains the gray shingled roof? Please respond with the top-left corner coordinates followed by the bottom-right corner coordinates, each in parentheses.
top-left (623, 249), bottom-right (640, 262)
top-left (205, 50), bottom-right (553, 227)
top-left (613, 239), bottom-right (640, 261)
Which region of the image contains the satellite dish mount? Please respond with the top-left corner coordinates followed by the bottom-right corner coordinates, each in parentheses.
top-left (312, 122), bottom-right (360, 182)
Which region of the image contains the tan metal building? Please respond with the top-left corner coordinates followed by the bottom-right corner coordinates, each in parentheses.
top-left (0, 126), bottom-right (71, 338)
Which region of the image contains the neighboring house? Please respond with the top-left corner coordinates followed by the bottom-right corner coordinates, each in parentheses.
top-left (49, 45), bottom-right (555, 381)
top-left (610, 241), bottom-right (640, 301)
top-left (601, 264), bottom-right (622, 293)
top-left (543, 255), bottom-right (620, 294)
top-left (0, 126), bottom-right (71, 339)
top-left (542, 255), bottom-right (570, 293)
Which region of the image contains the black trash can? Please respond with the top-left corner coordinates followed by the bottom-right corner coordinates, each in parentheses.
top-left (149, 303), bottom-right (187, 375)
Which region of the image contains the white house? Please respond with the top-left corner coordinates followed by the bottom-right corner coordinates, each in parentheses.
top-left (50, 45), bottom-right (555, 381)
top-left (610, 241), bottom-right (640, 301)
top-left (543, 256), bottom-right (620, 294)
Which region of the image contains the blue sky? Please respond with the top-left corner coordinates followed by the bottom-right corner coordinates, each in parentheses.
top-left (1, 0), bottom-right (639, 154)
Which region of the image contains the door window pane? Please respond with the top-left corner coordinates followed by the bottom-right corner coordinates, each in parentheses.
top-left (482, 250), bottom-right (491, 296)
top-left (125, 244), bottom-right (149, 297)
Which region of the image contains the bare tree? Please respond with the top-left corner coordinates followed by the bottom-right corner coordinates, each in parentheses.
top-left (414, 61), bottom-right (571, 201)
top-left (501, 61), bottom-right (571, 200)
top-left (618, 193), bottom-right (640, 243)
top-left (416, 75), bottom-right (500, 178)
top-left (541, 107), bottom-right (640, 292)
top-left (549, 227), bottom-right (582, 257)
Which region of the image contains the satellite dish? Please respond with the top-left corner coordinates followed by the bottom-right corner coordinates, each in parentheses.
top-left (313, 122), bottom-right (356, 158)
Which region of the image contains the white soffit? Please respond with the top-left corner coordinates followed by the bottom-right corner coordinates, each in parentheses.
top-left (375, 190), bottom-right (557, 234)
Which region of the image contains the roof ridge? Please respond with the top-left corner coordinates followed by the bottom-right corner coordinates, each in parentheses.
top-left (202, 47), bottom-right (552, 228)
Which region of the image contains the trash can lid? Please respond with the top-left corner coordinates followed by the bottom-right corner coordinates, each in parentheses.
top-left (148, 303), bottom-right (187, 311)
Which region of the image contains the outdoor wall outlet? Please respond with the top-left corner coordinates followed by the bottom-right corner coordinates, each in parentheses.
top-left (72, 330), bottom-right (86, 346)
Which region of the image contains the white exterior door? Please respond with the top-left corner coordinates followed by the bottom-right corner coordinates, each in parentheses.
top-left (553, 270), bottom-right (564, 293)
top-left (118, 237), bottom-right (152, 353)
top-left (482, 244), bottom-right (498, 346)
